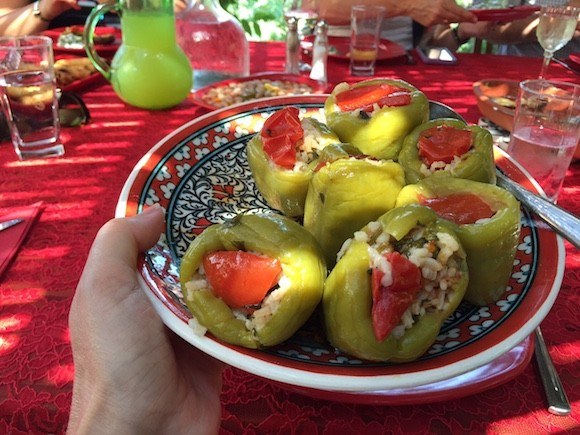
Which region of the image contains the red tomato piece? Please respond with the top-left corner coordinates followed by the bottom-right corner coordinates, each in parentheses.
top-left (335, 83), bottom-right (411, 112)
top-left (261, 107), bottom-right (303, 169)
top-left (420, 193), bottom-right (495, 225)
top-left (371, 252), bottom-right (422, 342)
top-left (417, 125), bottom-right (472, 166)
top-left (202, 251), bottom-right (282, 308)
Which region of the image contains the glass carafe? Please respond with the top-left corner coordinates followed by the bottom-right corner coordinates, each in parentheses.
top-left (84, 0), bottom-right (192, 110)
top-left (175, 0), bottom-right (249, 90)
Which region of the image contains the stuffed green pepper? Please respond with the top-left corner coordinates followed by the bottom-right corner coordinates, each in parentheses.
top-left (323, 204), bottom-right (468, 362)
top-left (247, 106), bottom-right (340, 217)
top-left (324, 79), bottom-right (429, 160)
top-left (398, 118), bottom-right (496, 184)
top-left (303, 143), bottom-right (406, 267)
top-left (396, 177), bottom-right (521, 306)
top-left (180, 213), bottom-right (327, 348)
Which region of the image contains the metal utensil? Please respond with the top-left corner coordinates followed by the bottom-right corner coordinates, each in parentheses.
top-left (534, 327), bottom-right (571, 416)
top-left (0, 218), bottom-right (23, 232)
top-left (496, 170), bottom-right (580, 249)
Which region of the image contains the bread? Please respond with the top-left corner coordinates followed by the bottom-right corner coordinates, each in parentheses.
top-left (54, 57), bottom-right (97, 87)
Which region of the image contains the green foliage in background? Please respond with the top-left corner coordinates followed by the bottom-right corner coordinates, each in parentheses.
top-left (220, 0), bottom-right (286, 41)
top-left (219, 0), bottom-right (497, 53)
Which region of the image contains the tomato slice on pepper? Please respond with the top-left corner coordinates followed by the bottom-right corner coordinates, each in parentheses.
top-left (420, 193), bottom-right (495, 225)
top-left (418, 125), bottom-right (473, 166)
top-left (203, 251), bottom-right (282, 308)
top-left (335, 84), bottom-right (411, 112)
top-left (261, 107), bottom-right (304, 169)
top-left (371, 251), bottom-right (422, 342)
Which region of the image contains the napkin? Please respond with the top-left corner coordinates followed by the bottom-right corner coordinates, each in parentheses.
top-left (0, 202), bottom-right (43, 279)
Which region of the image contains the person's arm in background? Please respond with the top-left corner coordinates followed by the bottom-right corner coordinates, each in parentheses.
top-left (0, 0), bottom-right (79, 36)
top-left (423, 0), bottom-right (580, 51)
top-left (315, 0), bottom-right (476, 27)
top-left (67, 206), bottom-right (223, 434)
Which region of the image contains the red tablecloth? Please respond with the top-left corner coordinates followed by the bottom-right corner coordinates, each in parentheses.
top-left (0, 42), bottom-right (579, 434)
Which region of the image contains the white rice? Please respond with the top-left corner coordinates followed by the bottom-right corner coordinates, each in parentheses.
top-left (344, 224), bottom-right (465, 340)
top-left (419, 153), bottom-right (468, 176)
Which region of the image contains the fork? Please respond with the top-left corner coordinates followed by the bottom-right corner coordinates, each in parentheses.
top-left (534, 326), bottom-right (571, 416)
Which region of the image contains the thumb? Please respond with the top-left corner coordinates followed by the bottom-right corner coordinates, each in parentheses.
top-left (75, 205), bottom-right (165, 301)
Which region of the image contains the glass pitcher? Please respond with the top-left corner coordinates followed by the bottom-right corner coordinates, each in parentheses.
top-left (175, 0), bottom-right (249, 90)
top-left (84, 0), bottom-right (192, 110)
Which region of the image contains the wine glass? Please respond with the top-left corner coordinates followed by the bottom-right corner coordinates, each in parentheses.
top-left (284, 0), bottom-right (320, 71)
top-left (536, 6), bottom-right (580, 79)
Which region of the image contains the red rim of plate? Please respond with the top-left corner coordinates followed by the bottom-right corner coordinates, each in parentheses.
top-left (302, 36), bottom-right (407, 61)
top-left (116, 94), bottom-right (564, 395)
top-left (190, 72), bottom-right (329, 111)
top-left (470, 6), bottom-right (540, 22)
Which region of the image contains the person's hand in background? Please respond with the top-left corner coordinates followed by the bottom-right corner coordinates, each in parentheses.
top-left (68, 206), bottom-right (223, 434)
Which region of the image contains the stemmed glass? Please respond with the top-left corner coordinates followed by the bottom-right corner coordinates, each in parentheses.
top-left (283, 0), bottom-right (320, 71)
top-left (536, 6), bottom-right (580, 79)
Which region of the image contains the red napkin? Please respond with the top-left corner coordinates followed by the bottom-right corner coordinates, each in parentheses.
top-left (0, 202), bottom-right (43, 279)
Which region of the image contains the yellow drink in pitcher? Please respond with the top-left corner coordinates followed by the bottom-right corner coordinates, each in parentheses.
top-left (111, 12), bottom-right (192, 110)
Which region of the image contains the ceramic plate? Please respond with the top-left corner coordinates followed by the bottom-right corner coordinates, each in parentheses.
top-left (44, 26), bottom-right (121, 56)
top-left (302, 36), bottom-right (407, 61)
top-left (470, 6), bottom-right (540, 22)
top-left (191, 73), bottom-right (329, 111)
top-left (116, 95), bottom-right (564, 402)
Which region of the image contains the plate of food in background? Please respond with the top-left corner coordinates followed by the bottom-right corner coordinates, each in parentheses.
top-left (54, 56), bottom-right (105, 92)
top-left (44, 26), bottom-right (120, 56)
top-left (191, 73), bottom-right (329, 110)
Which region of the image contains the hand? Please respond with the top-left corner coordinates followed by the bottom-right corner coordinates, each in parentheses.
top-left (404, 0), bottom-right (477, 27)
top-left (68, 206), bottom-right (223, 434)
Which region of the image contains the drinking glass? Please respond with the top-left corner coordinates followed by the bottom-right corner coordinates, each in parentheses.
top-left (284, 0), bottom-right (319, 71)
top-left (536, 6), bottom-right (580, 79)
top-left (0, 36), bottom-right (63, 160)
top-left (349, 5), bottom-right (385, 76)
top-left (507, 79), bottom-right (580, 203)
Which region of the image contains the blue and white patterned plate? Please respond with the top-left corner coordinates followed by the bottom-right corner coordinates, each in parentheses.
top-left (116, 95), bottom-right (564, 403)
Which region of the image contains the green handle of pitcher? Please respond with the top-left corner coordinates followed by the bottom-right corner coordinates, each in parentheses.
top-left (83, 3), bottom-right (117, 82)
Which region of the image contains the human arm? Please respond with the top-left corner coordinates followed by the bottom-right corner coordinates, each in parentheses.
top-left (316, 0), bottom-right (476, 27)
top-left (0, 0), bottom-right (79, 36)
top-left (67, 205), bottom-right (223, 435)
top-left (423, 1), bottom-right (580, 51)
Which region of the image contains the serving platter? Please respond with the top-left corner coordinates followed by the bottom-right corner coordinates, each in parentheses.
top-left (191, 73), bottom-right (328, 111)
top-left (116, 94), bottom-right (564, 403)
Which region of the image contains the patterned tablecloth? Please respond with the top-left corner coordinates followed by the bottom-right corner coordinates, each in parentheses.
top-left (0, 42), bottom-right (578, 434)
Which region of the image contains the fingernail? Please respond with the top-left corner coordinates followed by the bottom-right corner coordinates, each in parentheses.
top-left (141, 203), bottom-right (162, 215)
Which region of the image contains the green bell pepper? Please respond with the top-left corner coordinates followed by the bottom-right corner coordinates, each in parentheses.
top-left (398, 118), bottom-right (496, 185)
top-left (247, 116), bottom-right (340, 217)
top-left (303, 143), bottom-right (405, 267)
top-left (323, 204), bottom-right (468, 362)
top-left (180, 213), bottom-right (327, 348)
top-left (324, 79), bottom-right (429, 160)
top-left (396, 177), bottom-right (521, 306)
